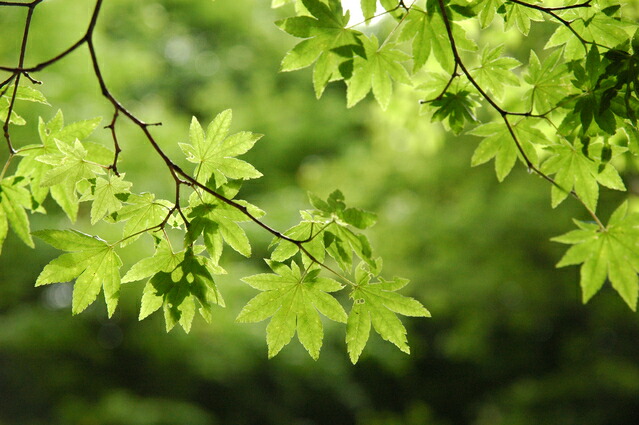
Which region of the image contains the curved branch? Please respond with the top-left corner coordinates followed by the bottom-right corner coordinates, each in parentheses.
top-left (435, 0), bottom-right (605, 230)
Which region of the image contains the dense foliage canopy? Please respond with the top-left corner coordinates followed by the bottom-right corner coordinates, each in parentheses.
top-left (1, 0), bottom-right (638, 364)
top-left (2, 0), bottom-right (639, 423)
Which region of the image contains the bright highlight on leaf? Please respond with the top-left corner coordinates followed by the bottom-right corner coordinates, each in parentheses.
top-left (34, 230), bottom-right (122, 317)
top-left (179, 110), bottom-right (263, 186)
top-left (238, 260), bottom-right (347, 360)
top-left (4, 0), bottom-right (638, 366)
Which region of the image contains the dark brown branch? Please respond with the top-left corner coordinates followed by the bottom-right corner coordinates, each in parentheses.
top-left (105, 110), bottom-right (122, 175)
top-left (2, 1), bottom-right (38, 154)
top-left (507, 0), bottom-right (606, 52)
top-left (508, 0), bottom-right (592, 13)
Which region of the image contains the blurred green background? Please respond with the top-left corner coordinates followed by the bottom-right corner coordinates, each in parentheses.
top-left (1, 1), bottom-right (639, 424)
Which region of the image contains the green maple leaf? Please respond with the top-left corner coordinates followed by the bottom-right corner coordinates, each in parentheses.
top-left (237, 260), bottom-right (347, 360)
top-left (15, 111), bottom-right (103, 216)
top-left (122, 237), bottom-right (182, 283)
top-left (346, 263), bottom-right (430, 364)
top-left (269, 212), bottom-right (326, 264)
top-left (471, 45), bottom-right (521, 99)
top-left (360, 0), bottom-right (377, 20)
top-left (470, 119), bottom-right (544, 181)
top-left (0, 176), bottom-right (34, 252)
top-left (429, 90), bottom-right (479, 135)
top-left (346, 35), bottom-right (411, 110)
top-left (114, 193), bottom-right (173, 246)
top-left (307, 190), bottom-right (376, 270)
top-left (399, 5), bottom-right (476, 73)
top-left (553, 202), bottom-right (639, 310)
top-left (471, 0), bottom-right (504, 28)
top-left (0, 83), bottom-right (49, 125)
top-left (541, 138), bottom-right (626, 211)
top-left (187, 202), bottom-right (253, 259)
top-left (179, 110), bottom-right (262, 187)
top-left (79, 174), bottom-right (133, 224)
top-left (501, 2), bottom-right (543, 36)
top-left (38, 139), bottom-right (105, 187)
top-left (524, 49), bottom-right (573, 113)
top-left (308, 190), bottom-right (376, 229)
top-left (546, 7), bottom-right (633, 60)
top-left (137, 248), bottom-right (225, 332)
top-left (276, 0), bottom-right (365, 98)
top-left (34, 230), bottom-right (122, 317)
top-left (185, 184), bottom-right (264, 261)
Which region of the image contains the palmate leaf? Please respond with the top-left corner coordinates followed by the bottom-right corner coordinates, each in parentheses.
top-left (276, 0), bottom-right (365, 98)
top-left (347, 263), bottom-right (430, 364)
top-left (187, 196), bottom-right (262, 260)
top-left (179, 110), bottom-right (262, 187)
top-left (546, 5), bottom-right (634, 60)
top-left (0, 83), bottom-right (49, 125)
top-left (15, 111), bottom-right (103, 217)
top-left (553, 202), bottom-right (639, 310)
top-left (399, 5), bottom-right (476, 73)
top-left (501, 1), bottom-right (543, 36)
top-left (346, 35), bottom-right (411, 110)
top-left (470, 0), bottom-right (504, 28)
top-left (34, 230), bottom-right (122, 317)
top-left (360, 0), bottom-right (377, 20)
top-left (523, 49), bottom-right (573, 114)
top-left (471, 45), bottom-right (521, 99)
top-left (79, 174), bottom-right (133, 224)
top-left (33, 138), bottom-right (107, 221)
top-left (136, 248), bottom-right (225, 333)
top-left (306, 190), bottom-right (377, 270)
top-left (470, 118), bottom-right (545, 181)
top-left (269, 213), bottom-right (326, 264)
top-left (237, 260), bottom-right (347, 360)
top-left (541, 138), bottom-right (626, 211)
top-left (429, 90), bottom-right (479, 135)
top-left (114, 193), bottom-right (173, 246)
top-left (0, 175), bottom-right (34, 252)
top-left (122, 238), bottom-right (182, 284)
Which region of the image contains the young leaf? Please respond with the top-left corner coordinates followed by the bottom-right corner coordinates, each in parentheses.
top-left (399, 6), bottom-right (453, 73)
top-left (179, 111), bottom-right (262, 187)
top-left (79, 173), bottom-right (133, 224)
top-left (346, 264), bottom-right (429, 363)
top-left (502, 2), bottom-right (543, 36)
top-left (38, 139), bottom-right (105, 187)
top-left (115, 193), bottom-right (173, 246)
top-left (524, 49), bottom-right (572, 113)
top-left (429, 90), bottom-right (479, 134)
top-left (188, 203), bottom-right (252, 258)
top-left (471, 45), bottom-right (521, 99)
top-left (34, 230), bottom-right (122, 317)
top-left (238, 261), bottom-right (347, 360)
top-left (346, 35), bottom-right (411, 110)
top-left (15, 111), bottom-right (103, 217)
top-left (122, 238), bottom-right (182, 283)
top-left (269, 218), bottom-right (326, 264)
